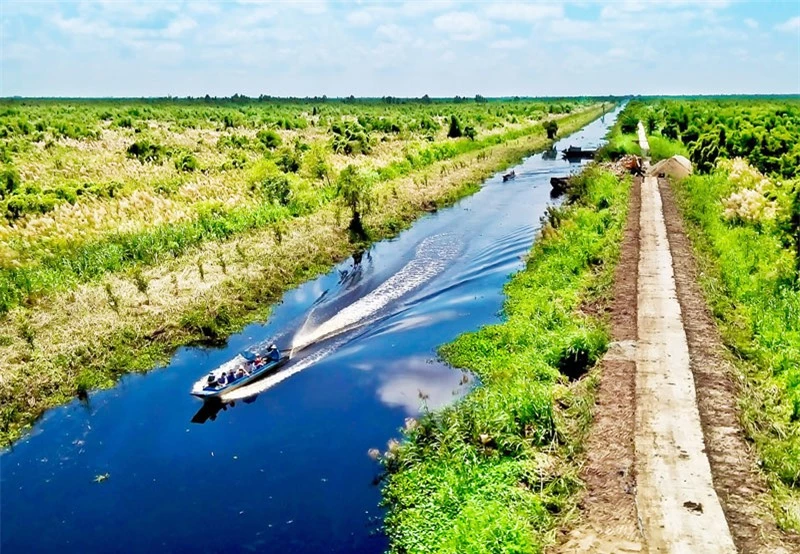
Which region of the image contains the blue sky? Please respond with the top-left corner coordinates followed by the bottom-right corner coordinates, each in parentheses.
top-left (2, 1), bottom-right (799, 97)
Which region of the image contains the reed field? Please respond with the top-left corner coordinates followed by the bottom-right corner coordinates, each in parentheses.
top-left (0, 97), bottom-right (609, 445)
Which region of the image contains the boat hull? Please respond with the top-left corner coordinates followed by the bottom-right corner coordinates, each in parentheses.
top-left (191, 356), bottom-right (288, 399)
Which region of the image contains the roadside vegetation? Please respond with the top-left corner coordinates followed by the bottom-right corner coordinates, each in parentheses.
top-left (381, 168), bottom-right (630, 552)
top-left (0, 97), bottom-right (611, 445)
top-left (610, 98), bottom-right (800, 531)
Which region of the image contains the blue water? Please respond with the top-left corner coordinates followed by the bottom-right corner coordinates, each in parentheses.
top-left (1, 107), bottom-right (622, 553)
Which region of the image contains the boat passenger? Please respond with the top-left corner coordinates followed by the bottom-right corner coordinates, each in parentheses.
top-left (235, 367), bottom-right (245, 379)
top-left (206, 373), bottom-right (218, 388)
top-left (228, 369), bottom-right (237, 382)
top-left (217, 373), bottom-right (227, 386)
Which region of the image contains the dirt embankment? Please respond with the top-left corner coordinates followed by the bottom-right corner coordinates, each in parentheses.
top-left (556, 176), bottom-right (643, 553)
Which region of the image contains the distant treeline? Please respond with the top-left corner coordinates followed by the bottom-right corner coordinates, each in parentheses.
top-left (1, 94), bottom-right (620, 106)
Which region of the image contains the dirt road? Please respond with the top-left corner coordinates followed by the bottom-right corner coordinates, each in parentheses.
top-left (634, 173), bottom-right (735, 552)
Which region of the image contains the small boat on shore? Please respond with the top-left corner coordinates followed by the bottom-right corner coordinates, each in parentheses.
top-left (191, 345), bottom-right (288, 399)
top-left (502, 170), bottom-right (516, 182)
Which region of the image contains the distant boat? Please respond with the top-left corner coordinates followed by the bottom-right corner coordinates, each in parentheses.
top-left (561, 146), bottom-right (596, 160)
top-left (502, 170), bottom-right (516, 182)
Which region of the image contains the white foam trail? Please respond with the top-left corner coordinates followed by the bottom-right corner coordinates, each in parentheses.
top-left (207, 234), bottom-right (460, 399)
top-left (291, 234), bottom-right (460, 351)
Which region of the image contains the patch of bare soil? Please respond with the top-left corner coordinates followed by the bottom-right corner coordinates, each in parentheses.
top-left (555, 176), bottom-right (644, 553)
top-left (659, 177), bottom-right (800, 554)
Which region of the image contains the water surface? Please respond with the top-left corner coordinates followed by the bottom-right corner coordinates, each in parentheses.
top-left (1, 107), bottom-right (621, 553)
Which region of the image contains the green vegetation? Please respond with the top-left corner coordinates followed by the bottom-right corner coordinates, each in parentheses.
top-left (675, 160), bottom-right (800, 531)
top-left (604, 98), bottom-right (800, 176)
top-left (382, 168), bottom-right (630, 553)
top-left (0, 99), bottom-right (611, 445)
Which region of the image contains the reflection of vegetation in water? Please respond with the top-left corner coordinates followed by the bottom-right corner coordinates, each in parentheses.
top-left (381, 168), bottom-right (630, 552)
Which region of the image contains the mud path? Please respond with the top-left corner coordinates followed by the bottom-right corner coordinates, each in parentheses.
top-left (558, 176), bottom-right (643, 553)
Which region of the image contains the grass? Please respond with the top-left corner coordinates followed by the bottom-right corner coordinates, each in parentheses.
top-left (647, 134), bottom-right (689, 162)
top-left (0, 107), bottom-right (608, 315)
top-left (381, 167), bottom-right (630, 553)
top-left (673, 166), bottom-right (800, 532)
top-left (0, 104), bottom-right (611, 446)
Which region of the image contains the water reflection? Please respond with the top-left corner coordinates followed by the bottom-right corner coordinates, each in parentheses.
top-left (376, 356), bottom-right (473, 415)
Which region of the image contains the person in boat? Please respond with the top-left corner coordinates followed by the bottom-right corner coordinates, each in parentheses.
top-left (217, 372), bottom-right (227, 387)
top-left (206, 373), bottom-right (218, 388)
top-left (227, 369), bottom-right (237, 383)
top-left (267, 345), bottom-right (280, 362)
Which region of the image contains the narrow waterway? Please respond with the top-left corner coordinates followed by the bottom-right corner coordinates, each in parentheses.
top-left (1, 107), bottom-right (622, 554)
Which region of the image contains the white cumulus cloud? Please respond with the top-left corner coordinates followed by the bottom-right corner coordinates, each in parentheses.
top-left (775, 16), bottom-right (800, 32)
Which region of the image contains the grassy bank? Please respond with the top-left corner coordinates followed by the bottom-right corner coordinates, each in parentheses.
top-left (673, 161), bottom-right (800, 532)
top-left (381, 167), bottom-right (630, 553)
top-left (0, 104), bottom-right (611, 446)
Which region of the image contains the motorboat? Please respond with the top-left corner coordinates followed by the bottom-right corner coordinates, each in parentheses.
top-left (191, 345), bottom-right (288, 399)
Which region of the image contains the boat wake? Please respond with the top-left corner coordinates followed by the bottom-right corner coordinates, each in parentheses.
top-left (216, 233), bottom-right (461, 400)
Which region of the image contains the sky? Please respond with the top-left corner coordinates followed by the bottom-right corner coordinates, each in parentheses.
top-left (2, 0), bottom-right (799, 97)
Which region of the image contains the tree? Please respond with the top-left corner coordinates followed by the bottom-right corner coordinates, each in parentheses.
top-left (544, 120), bottom-right (558, 140)
top-left (336, 165), bottom-right (373, 240)
top-left (447, 115), bottom-right (462, 138)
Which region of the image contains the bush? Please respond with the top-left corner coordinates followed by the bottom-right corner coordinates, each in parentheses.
top-left (544, 120), bottom-right (558, 140)
top-left (276, 146), bottom-right (302, 173)
top-left (256, 129), bottom-right (282, 150)
top-left (126, 140), bottom-right (165, 164)
top-left (175, 153), bottom-right (198, 172)
top-left (251, 171), bottom-right (292, 206)
top-left (447, 115), bottom-right (462, 138)
top-left (619, 113), bottom-right (638, 134)
top-left (0, 166), bottom-right (21, 199)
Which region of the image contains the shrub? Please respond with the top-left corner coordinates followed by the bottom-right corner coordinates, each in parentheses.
top-left (336, 164), bottom-right (373, 238)
top-left (619, 113), bottom-right (638, 134)
top-left (544, 120), bottom-right (558, 140)
top-left (126, 140), bottom-right (165, 164)
top-left (256, 129), bottom-right (282, 150)
top-left (447, 115), bottom-right (462, 138)
top-left (175, 153), bottom-right (198, 172)
top-left (0, 166), bottom-right (21, 199)
top-left (252, 171), bottom-right (292, 206)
